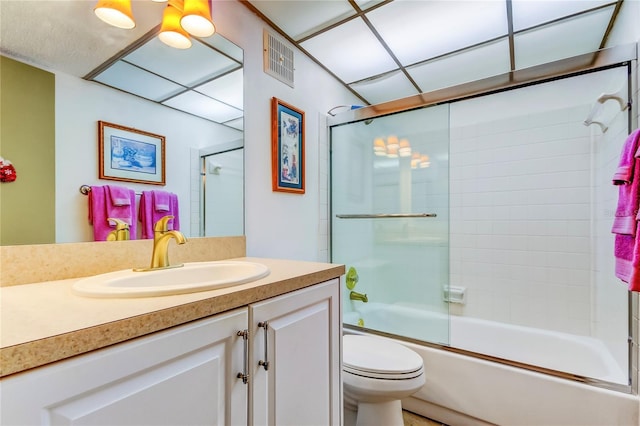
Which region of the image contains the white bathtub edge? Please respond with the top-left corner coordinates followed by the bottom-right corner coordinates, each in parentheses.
top-left (346, 329), bottom-right (639, 426)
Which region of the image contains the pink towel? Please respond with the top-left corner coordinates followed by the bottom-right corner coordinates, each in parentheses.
top-left (153, 190), bottom-right (171, 212)
top-left (612, 129), bottom-right (640, 235)
top-left (613, 129), bottom-right (640, 291)
top-left (107, 185), bottom-right (131, 206)
top-left (105, 185), bottom-right (135, 227)
top-left (88, 185), bottom-right (137, 241)
top-left (139, 190), bottom-right (180, 239)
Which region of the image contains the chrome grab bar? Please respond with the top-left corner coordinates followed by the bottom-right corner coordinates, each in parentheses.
top-left (335, 213), bottom-right (437, 219)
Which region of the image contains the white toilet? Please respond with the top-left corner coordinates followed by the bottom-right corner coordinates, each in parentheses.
top-left (343, 335), bottom-right (425, 426)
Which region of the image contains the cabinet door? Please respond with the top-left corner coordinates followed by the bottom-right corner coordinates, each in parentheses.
top-left (250, 279), bottom-right (341, 426)
top-left (0, 308), bottom-right (248, 426)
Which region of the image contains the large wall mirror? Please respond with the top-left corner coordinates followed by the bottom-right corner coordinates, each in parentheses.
top-left (0, 1), bottom-right (244, 246)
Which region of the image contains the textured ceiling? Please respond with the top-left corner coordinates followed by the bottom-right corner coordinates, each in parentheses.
top-left (0, 0), bottom-right (164, 77)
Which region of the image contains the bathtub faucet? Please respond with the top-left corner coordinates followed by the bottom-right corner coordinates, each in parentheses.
top-left (350, 290), bottom-right (368, 303)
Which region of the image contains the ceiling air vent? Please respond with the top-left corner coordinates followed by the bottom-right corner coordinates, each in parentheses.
top-left (263, 29), bottom-right (294, 88)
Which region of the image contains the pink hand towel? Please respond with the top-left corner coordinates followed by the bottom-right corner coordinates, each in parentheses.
top-left (153, 190), bottom-right (171, 212)
top-left (105, 185), bottom-right (136, 229)
top-left (139, 190), bottom-right (180, 239)
top-left (107, 184), bottom-right (132, 206)
top-left (612, 129), bottom-right (640, 235)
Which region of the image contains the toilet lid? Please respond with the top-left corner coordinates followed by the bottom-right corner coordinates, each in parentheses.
top-left (343, 335), bottom-right (424, 377)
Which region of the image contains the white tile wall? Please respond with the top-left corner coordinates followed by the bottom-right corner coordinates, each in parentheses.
top-left (449, 67), bottom-right (630, 344)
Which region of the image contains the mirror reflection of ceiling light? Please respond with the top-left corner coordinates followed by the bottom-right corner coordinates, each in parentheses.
top-left (398, 139), bottom-right (411, 157)
top-left (411, 152), bottom-right (430, 169)
top-left (374, 138), bottom-right (386, 156)
top-left (372, 136), bottom-right (416, 159)
top-left (386, 135), bottom-right (399, 150)
top-left (94, 0), bottom-right (215, 50)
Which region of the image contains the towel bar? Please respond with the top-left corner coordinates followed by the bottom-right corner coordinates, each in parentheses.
top-left (79, 184), bottom-right (142, 196)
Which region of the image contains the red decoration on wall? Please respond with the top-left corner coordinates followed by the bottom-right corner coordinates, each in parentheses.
top-left (0, 156), bottom-right (17, 182)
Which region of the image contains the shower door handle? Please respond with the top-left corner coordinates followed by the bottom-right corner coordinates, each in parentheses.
top-left (335, 213), bottom-right (437, 219)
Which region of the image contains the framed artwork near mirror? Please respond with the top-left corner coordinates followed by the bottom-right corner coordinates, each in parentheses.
top-left (271, 97), bottom-right (305, 194)
top-left (98, 121), bottom-right (166, 186)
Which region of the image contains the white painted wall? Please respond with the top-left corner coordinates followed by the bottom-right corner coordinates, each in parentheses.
top-left (210, 1), bottom-right (362, 261)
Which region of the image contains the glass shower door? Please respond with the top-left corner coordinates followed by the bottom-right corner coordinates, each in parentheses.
top-left (330, 104), bottom-right (450, 345)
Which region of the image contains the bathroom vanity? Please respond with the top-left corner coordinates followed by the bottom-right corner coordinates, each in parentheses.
top-left (0, 256), bottom-right (344, 425)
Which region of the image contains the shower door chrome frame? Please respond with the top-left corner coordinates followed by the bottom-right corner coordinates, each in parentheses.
top-left (329, 43), bottom-right (639, 394)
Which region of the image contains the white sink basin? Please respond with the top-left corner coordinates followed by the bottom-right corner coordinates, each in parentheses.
top-left (72, 261), bottom-right (270, 298)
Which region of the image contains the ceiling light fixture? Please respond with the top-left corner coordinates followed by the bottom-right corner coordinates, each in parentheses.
top-left (158, 2), bottom-right (192, 49)
top-left (94, 0), bottom-right (215, 49)
top-left (94, 0), bottom-right (135, 29)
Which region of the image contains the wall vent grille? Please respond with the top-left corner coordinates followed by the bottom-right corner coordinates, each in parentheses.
top-left (263, 29), bottom-right (294, 87)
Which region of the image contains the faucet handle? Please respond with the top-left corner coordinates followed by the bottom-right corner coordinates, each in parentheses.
top-left (107, 218), bottom-right (129, 230)
top-left (154, 215), bottom-right (175, 232)
top-left (346, 266), bottom-right (359, 290)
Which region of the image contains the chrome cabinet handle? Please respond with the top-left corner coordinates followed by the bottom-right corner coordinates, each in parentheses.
top-left (258, 321), bottom-right (270, 371)
top-left (236, 330), bottom-right (249, 384)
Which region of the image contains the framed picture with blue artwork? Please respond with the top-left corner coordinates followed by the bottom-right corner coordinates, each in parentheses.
top-left (98, 121), bottom-right (165, 186)
top-left (271, 97), bottom-right (305, 194)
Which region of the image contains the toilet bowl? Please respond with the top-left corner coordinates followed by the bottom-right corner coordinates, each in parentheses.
top-left (343, 335), bottom-right (425, 426)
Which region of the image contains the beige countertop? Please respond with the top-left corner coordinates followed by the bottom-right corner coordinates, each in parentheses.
top-left (0, 257), bottom-right (344, 378)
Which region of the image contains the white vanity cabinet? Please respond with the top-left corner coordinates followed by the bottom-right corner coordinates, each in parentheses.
top-left (250, 279), bottom-right (341, 426)
top-left (0, 278), bottom-right (341, 426)
top-left (0, 307), bottom-right (250, 425)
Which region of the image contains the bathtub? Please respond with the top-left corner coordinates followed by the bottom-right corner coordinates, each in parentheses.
top-left (344, 303), bottom-right (638, 426)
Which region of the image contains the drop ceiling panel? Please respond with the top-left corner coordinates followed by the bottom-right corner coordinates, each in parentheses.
top-left (511, 0), bottom-right (615, 31)
top-left (354, 0), bottom-right (387, 11)
top-left (366, 0), bottom-right (509, 65)
top-left (93, 61), bottom-right (185, 102)
top-left (409, 38), bottom-right (511, 93)
top-left (514, 7), bottom-right (614, 70)
top-left (248, 0), bottom-right (356, 40)
top-left (195, 69), bottom-right (244, 110)
top-left (300, 18), bottom-right (398, 83)
top-left (163, 91), bottom-right (243, 123)
top-left (225, 117), bottom-right (244, 131)
top-left (200, 33), bottom-right (244, 63)
top-left (349, 71), bottom-right (418, 105)
top-left (124, 37), bottom-right (239, 87)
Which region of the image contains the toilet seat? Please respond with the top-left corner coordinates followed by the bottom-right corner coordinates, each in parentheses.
top-left (343, 335), bottom-right (424, 380)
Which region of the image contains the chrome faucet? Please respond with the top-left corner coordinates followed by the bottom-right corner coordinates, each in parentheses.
top-left (349, 290), bottom-right (368, 303)
top-left (136, 215), bottom-right (187, 271)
